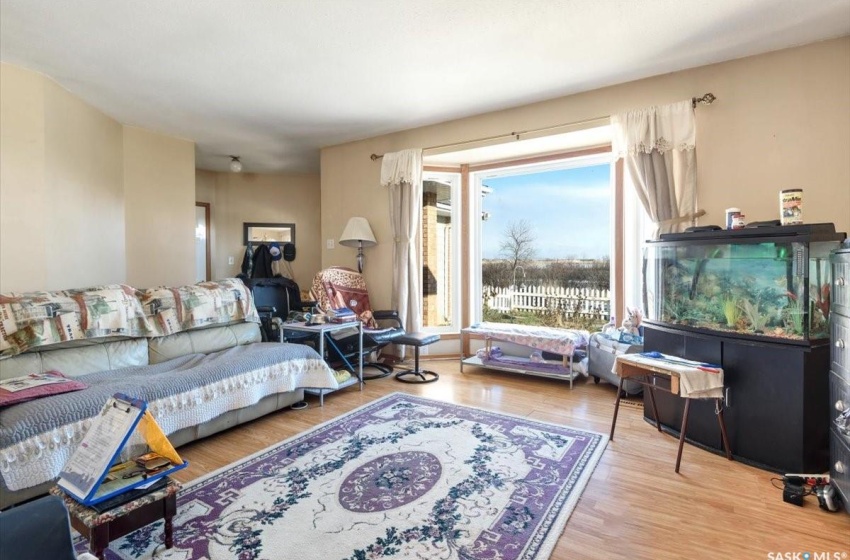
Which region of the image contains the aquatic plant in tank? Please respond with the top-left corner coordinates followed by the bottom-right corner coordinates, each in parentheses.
top-left (650, 241), bottom-right (834, 341)
top-left (807, 254), bottom-right (832, 338)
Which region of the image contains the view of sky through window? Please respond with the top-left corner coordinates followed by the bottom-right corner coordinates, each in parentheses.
top-left (481, 164), bottom-right (611, 259)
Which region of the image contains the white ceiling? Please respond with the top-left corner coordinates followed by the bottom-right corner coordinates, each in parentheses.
top-left (1, 0), bottom-right (848, 174)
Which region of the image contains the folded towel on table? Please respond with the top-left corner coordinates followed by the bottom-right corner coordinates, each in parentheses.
top-left (635, 352), bottom-right (724, 399)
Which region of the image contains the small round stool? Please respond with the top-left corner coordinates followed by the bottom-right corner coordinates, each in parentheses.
top-left (394, 332), bottom-right (441, 384)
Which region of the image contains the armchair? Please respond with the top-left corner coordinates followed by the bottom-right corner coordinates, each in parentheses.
top-left (309, 267), bottom-right (405, 377)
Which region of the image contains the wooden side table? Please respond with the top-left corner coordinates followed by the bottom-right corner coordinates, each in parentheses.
top-left (50, 478), bottom-right (180, 559)
top-left (609, 354), bottom-right (733, 473)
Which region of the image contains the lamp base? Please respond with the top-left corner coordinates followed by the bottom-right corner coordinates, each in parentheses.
top-left (356, 244), bottom-right (364, 273)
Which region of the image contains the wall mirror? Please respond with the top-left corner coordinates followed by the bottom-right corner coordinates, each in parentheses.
top-left (243, 222), bottom-right (295, 246)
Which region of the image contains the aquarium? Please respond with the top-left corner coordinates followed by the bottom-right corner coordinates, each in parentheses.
top-left (643, 224), bottom-right (845, 343)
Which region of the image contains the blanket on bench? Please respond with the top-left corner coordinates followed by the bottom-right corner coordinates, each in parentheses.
top-left (464, 322), bottom-right (590, 356)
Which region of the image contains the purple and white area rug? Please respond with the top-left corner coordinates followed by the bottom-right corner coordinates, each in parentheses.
top-left (79, 393), bottom-right (607, 560)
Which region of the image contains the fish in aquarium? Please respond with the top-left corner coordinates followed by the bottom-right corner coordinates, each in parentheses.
top-left (659, 255), bottom-right (815, 340)
top-left (646, 228), bottom-right (844, 343)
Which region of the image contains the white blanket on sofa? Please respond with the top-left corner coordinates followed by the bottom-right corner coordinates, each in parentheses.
top-left (0, 343), bottom-right (337, 492)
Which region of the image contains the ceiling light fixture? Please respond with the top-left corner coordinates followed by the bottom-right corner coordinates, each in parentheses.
top-left (229, 156), bottom-right (243, 173)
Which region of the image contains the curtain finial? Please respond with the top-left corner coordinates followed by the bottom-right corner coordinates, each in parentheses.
top-left (692, 93), bottom-right (716, 108)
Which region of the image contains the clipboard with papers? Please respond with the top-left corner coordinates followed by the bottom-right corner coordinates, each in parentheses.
top-left (57, 393), bottom-right (188, 506)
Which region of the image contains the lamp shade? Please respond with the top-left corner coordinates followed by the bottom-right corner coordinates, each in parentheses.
top-left (339, 217), bottom-right (377, 248)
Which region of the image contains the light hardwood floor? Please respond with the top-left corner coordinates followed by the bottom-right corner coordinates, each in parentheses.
top-left (171, 359), bottom-right (850, 559)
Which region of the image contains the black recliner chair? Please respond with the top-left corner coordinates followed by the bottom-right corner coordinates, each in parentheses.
top-left (308, 267), bottom-right (405, 378)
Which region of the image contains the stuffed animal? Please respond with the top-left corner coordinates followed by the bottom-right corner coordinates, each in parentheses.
top-left (621, 307), bottom-right (643, 336)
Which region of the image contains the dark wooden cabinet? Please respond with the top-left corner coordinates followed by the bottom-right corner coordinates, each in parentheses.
top-left (643, 324), bottom-right (831, 473)
top-left (829, 247), bottom-right (850, 512)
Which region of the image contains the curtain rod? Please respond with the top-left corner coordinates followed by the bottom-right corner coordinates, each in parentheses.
top-left (369, 92), bottom-right (716, 161)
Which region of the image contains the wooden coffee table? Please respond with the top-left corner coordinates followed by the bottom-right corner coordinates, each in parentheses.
top-left (50, 478), bottom-right (180, 559)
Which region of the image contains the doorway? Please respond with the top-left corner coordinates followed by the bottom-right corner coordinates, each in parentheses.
top-left (195, 202), bottom-right (211, 282)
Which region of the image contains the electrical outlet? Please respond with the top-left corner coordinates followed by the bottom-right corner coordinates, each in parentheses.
top-left (326, 239), bottom-right (335, 249)
top-left (228, 256), bottom-right (235, 265)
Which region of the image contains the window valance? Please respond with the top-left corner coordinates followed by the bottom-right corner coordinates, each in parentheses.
top-left (611, 100), bottom-right (695, 158)
top-left (380, 149), bottom-right (422, 187)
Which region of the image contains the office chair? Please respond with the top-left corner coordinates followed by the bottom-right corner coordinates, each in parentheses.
top-left (242, 276), bottom-right (314, 343)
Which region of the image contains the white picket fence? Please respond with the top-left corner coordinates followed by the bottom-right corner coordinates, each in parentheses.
top-left (484, 284), bottom-right (610, 320)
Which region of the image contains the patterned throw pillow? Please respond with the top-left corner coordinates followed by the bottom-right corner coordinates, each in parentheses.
top-left (0, 371), bottom-right (88, 407)
top-left (0, 285), bottom-right (152, 357)
top-left (138, 278), bottom-right (259, 336)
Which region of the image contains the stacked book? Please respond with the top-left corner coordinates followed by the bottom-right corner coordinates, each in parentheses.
top-left (328, 308), bottom-right (357, 323)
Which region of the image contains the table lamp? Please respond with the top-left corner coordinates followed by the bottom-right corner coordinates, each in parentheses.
top-left (339, 217), bottom-right (377, 273)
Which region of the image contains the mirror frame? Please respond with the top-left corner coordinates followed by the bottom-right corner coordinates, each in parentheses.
top-left (243, 222), bottom-right (296, 246)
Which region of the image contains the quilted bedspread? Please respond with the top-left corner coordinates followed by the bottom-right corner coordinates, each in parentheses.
top-left (0, 342), bottom-right (337, 491)
top-left (464, 322), bottom-right (590, 356)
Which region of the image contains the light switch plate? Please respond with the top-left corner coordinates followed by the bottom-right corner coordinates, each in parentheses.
top-left (228, 256), bottom-right (235, 265)
top-left (326, 239), bottom-right (335, 249)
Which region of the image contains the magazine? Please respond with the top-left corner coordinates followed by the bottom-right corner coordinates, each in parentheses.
top-left (0, 372), bottom-right (72, 393)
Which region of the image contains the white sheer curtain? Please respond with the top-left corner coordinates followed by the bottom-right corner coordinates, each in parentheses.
top-left (612, 100), bottom-right (703, 238)
top-left (381, 149), bottom-right (423, 340)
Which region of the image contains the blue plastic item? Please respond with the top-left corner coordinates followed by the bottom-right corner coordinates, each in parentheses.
top-left (639, 351), bottom-right (721, 369)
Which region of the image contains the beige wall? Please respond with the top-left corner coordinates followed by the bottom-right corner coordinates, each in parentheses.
top-left (1, 64), bottom-right (47, 291)
top-left (43, 78), bottom-right (125, 289)
top-left (321, 38), bottom-right (850, 311)
top-left (124, 126), bottom-right (196, 288)
top-left (195, 168), bottom-right (216, 203)
top-left (195, 171), bottom-right (322, 290)
top-left (0, 63), bottom-right (125, 291)
top-left (0, 62), bottom-right (196, 292)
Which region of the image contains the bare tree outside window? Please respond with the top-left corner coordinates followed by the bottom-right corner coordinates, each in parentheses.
top-left (480, 161), bottom-right (611, 330)
top-left (500, 219), bottom-right (536, 273)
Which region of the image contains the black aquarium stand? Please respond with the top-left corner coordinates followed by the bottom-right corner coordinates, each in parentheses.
top-left (642, 323), bottom-right (831, 473)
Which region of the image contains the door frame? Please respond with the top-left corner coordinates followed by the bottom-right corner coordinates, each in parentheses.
top-left (196, 202), bottom-right (211, 281)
